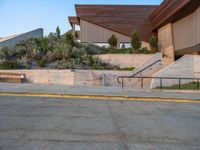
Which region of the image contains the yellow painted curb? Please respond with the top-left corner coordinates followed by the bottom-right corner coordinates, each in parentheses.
top-left (0, 92), bottom-right (199, 103)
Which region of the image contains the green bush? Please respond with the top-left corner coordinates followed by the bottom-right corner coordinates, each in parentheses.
top-left (65, 32), bottom-right (74, 47)
top-left (56, 59), bottom-right (76, 69)
top-left (118, 67), bottom-right (135, 71)
top-left (35, 57), bottom-right (48, 68)
top-left (0, 61), bottom-right (19, 69)
top-left (139, 48), bottom-right (149, 54)
top-left (149, 35), bottom-right (158, 52)
top-left (0, 47), bottom-right (17, 60)
top-left (108, 34), bottom-right (118, 49)
top-left (131, 30), bottom-right (141, 53)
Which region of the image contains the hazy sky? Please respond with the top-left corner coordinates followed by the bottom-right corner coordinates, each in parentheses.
top-left (0, 0), bottom-right (162, 37)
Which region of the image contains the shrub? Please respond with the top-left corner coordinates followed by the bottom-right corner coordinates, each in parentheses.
top-left (65, 32), bottom-right (74, 47)
top-left (85, 44), bottom-right (102, 55)
top-left (36, 57), bottom-right (47, 68)
top-left (90, 57), bottom-right (119, 70)
top-left (0, 46), bottom-right (17, 60)
top-left (139, 47), bottom-right (149, 54)
top-left (56, 59), bottom-right (76, 69)
top-left (37, 37), bottom-right (49, 53)
top-left (131, 30), bottom-right (141, 53)
top-left (149, 35), bottom-right (158, 52)
top-left (0, 61), bottom-right (19, 69)
top-left (108, 34), bottom-right (118, 49)
top-left (71, 47), bottom-right (87, 59)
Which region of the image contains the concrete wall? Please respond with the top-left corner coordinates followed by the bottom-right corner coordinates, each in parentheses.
top-left (80, 19), bottom-right (150, 49)
top-left (0, 70), bottom-right (74, 85)
top-left (158, 23), bottom-right (175, 66)
top-left (150, 55), bottom-right (200, 88)
top-left (74, 70), bottom-right (132, 86)
top-left (0, 28), bottom-right (43, 48)
top-left (95, 54), bottom-right (154, 68)
top-left (173, 7), bottom-right (200, 51)
top-left (0, 69), bottom-right (132, 86)
top-left (194, 55), bottom-right (200, 78)
top-left (131, 52), bottom-right (162, 77)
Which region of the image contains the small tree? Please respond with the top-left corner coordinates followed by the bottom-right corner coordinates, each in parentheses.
top-left (131, 30), bottom-right (141, 53)
top-left (108, 34), bottom-right (118, 49)
top-left (74, 31), bottom-right (79, 40)
top-left (149, 35), bottom-right (158, 52)
top-left (65, 32), bottom-right (74, 47)
top-left (56, 26), bottom-right (61, 38)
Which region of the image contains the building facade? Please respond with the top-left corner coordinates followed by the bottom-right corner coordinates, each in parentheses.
top-left (69, 5), bottom-right (158, 49)
top-left (150, 0), bottom-right (200, 65)
top-left (0, 28), bottom-right (43, 48)
top-left (69, 0), bottom-right (200, 65)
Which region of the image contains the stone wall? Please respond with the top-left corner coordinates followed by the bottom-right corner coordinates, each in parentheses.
top-left (95, 54), bottom-right (154, 68)
top-left (0, 69), bottom-right (132, 86)
top-left (158, 23), bottom-right (175, 66)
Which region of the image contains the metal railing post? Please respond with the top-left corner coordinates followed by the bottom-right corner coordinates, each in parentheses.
top-left (179, 78), bottom-right (181, 89)
top-left (122, 78), bottom-right (124, 89)
top-left (141, 77), bottom-right (143, 89)
top-left (160, 78), bottom-right (162, 89)
top-left (117, 75), bottom-right (200, 91)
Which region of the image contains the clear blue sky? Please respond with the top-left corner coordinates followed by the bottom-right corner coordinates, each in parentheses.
top-left (0, 0), bottom-right (162, 37)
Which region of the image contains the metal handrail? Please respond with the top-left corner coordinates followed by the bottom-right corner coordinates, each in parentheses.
top-left (117, 59), bottom-right (162, 84)
top-left (118, 76), bottom-right (200, 90)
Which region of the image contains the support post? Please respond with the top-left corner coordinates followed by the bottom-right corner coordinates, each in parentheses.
top-left (122, 78), bottom-right (124, 89)
top-left (141, 78), bottom-right (143, 89)
top-left (160, 78), bottom-right (162, 89)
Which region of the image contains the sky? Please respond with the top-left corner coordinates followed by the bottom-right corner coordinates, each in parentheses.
top-left (0, 0), bottom-right (163, 37)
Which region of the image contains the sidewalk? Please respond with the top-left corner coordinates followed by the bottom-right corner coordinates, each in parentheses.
top-left (0, 83), bottom-right (200, 101)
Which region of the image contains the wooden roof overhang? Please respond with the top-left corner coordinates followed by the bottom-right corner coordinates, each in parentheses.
top-left (68, 16), bottom-right (80, 27)
top-left (74, 5), bottom-right (158, 42)
top-left (150, 0), bottom-right (200, 30)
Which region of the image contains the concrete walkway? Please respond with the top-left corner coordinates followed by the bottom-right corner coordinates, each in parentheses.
top-left (0, 83), bottom-right (200, 101)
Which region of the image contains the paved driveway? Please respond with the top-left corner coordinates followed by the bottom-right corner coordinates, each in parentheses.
top-left (0, 96), bottom-right (200, 150)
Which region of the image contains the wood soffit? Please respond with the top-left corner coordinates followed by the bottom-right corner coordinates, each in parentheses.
top-left (74, 5), bottom-right (158, 41)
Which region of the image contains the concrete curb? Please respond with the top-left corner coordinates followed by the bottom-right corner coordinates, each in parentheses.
top-left (0, 92), bottom-right (200, 103)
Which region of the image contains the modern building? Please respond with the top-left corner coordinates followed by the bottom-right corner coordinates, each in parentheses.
top-left (69, 5), bottom-right (158, 49)
top-left (69, 0), bottom-right (200, 64)
top-left (0, 28), bottom-right (43, 48)
top-left (150, 0), bottom-right (200, 65)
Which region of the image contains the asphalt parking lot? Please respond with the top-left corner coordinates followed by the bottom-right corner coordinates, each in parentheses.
top-left (0, 96), bottom-right (200, 150)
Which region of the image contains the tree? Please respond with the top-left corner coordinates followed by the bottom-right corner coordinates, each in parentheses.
top-left (65, 32), bottom-right (74, 47)
top-left (108, 34), bottom-right (118, 49)
top-left (56, 26), bottom-right (61, 38)
top-left (149, 35), bottom-right (158, 52)
top-left (131, 30), bottom-right (141, 53)
top-left (74, 31), bottom-right (79, 40)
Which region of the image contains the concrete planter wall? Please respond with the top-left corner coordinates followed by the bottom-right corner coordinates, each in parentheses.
top-left (94, 54), bottom-right (154, 68)
top-left (0, 69), bottom-right (132, 86)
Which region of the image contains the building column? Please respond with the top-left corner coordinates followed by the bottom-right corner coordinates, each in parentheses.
top-left (158, 23), bottom-right (175, 66)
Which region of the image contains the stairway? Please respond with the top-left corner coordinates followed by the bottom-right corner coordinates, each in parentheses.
top-left (117, 52), bottom-right (164, 90)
